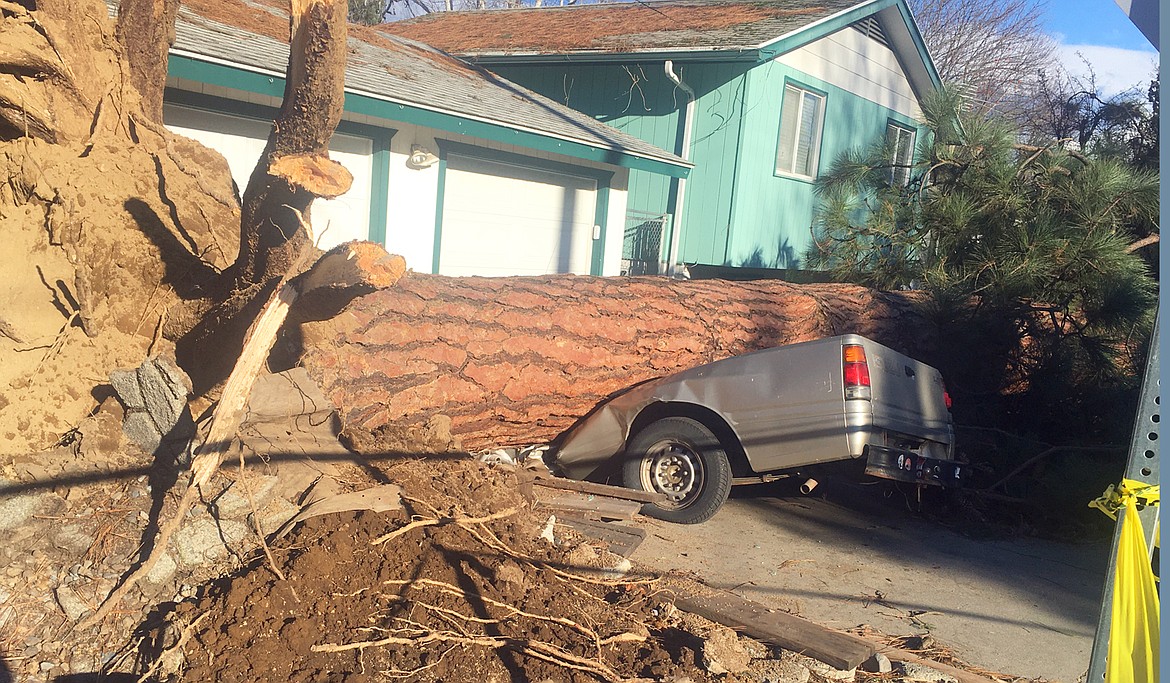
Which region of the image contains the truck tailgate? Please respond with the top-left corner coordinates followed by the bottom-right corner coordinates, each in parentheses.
top-left (861, 340), bottom-right (952, 446)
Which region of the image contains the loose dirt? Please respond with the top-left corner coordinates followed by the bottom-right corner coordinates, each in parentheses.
top-left (164, 459), bottom-right (707, 683)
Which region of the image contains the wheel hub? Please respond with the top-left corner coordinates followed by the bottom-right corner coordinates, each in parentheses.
top-left (644, 442), bottom-right (705, 506)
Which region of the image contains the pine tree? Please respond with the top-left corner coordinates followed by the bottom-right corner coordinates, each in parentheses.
top-left (809, 89), bottom-right (1158, 434)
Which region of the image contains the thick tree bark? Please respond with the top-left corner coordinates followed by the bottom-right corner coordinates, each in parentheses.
top-left (293, 273), bottom-right (942, 451)
top-left (115, 0), bottom-right (179, 123)
top-left (231, 0), bottom-right (351, 289)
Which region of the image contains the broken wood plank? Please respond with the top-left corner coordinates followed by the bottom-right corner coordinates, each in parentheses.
top-left (531, 473), bottom-right (667, 505)
top-left (666, 583), bottom-right (875, 671)
top-left (537, 494), bottom-right (642, 521)
top-left (555, 513), bottom-right (647, 558)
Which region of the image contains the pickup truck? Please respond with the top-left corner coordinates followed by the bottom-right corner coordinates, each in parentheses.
top-left (550, 334), bottom-right (964, 524)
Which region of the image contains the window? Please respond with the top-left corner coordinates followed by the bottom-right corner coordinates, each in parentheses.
top-left (887, 122), bottom-right (916, 187)
top-left (776, 84), bottom-right (825, 179)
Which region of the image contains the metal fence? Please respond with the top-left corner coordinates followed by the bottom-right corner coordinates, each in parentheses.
top-left (621, 211), bottom-right (671, 276)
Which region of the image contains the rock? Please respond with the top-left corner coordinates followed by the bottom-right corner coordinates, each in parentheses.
top-left (900, 661), bottom-right (959, 683)
top-left (144, 551), bottom-right (178, 586)
top-left (109, 356), bottom-right (194, 456)
top-left (748, 657), bottom-right (811, 683)
top-left (802, 656), bottom-right (857, 681)
top-left (861, 652), bottom-right (893, 674)
top-left (54, 585), bottom-right (90, 621)
top-left (700, 625), bottom-right (751, 675)
top-left (174, 518), bottom-right (249, 567)
top-left (493, 559), bottom-right (526, 587)
top-left (257, 496), bottom-right (301, 535)
top-left (0, 480), bottom-right (53, 532)
top-left (564, 543), bottom-right (632, 579)
top-left (51, 524), bottom-right (93, 553)
top-left (538, 514), bottom-right (556, 543)
top-left (211, 476), bottom-right (280, 517)
top-left (740, 637), bottom-right (772, 659)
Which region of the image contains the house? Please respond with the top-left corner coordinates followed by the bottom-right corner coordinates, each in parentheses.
top-left (383, 0), bottom-right (941, 279)
top-left (152, 0), bottom-right (691, 277)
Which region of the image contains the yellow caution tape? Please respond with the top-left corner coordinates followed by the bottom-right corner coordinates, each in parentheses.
top-left (1090, 480), bottom-right (1160, 683)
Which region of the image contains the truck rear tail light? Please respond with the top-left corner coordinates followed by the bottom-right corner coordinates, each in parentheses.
top-left (843, 344), bottom-right (871, 400)
top-left (943, 380), bottom-right (953, 410)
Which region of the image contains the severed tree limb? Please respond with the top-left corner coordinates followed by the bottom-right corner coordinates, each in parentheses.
top-left (231, 0), bottom-right (349, 289)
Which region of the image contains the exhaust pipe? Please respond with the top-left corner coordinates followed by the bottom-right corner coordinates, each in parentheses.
top-left (800, 478), bottom-right (818, 495)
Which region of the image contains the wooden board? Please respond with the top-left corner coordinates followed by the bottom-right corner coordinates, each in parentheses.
top-left (555, 514), bottom-right (647, 557)
top-left (530, 473), bottom-right (668, 505)
top-left (537, 494), bottom-right (643, 521)
top-left (670, 587), bottom-right (875, 671)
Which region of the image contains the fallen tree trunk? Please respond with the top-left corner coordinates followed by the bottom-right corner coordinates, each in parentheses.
top-left (293, 272), bottom-right (942, 451)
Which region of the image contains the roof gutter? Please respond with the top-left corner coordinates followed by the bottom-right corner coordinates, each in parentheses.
top-left (663, 60), bottom-right (695, 277)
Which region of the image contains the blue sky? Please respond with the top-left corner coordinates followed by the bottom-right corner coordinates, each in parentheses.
top-left (1041, 0), bottom-right (1159, 95)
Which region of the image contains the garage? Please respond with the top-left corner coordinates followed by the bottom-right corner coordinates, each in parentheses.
top-left (163, 104), bottom-right (375, 251)
top-left (438, 153), bottom-right (601, 277)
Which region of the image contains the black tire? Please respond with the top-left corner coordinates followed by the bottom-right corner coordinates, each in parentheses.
top-left (621, 416), bottom-right (732, 524)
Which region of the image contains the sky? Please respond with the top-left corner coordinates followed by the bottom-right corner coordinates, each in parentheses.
top-left (1041, 0), bottom-right (1159, 96)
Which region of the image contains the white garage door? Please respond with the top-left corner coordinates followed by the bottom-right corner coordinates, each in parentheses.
top-left (440, 154), bottom-right (598, 277)
top-left (163, 104), bottom-right (373, 251)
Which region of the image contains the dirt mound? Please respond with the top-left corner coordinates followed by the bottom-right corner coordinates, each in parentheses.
top-left (0, 132), bottom-right (238, 459)
top-left (160, 459), bottom-right (710, 683)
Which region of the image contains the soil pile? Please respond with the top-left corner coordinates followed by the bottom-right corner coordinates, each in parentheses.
top-left (0, 133), bottom-right (238, 459)
top-left (161, 458), bottom-right (711, 683)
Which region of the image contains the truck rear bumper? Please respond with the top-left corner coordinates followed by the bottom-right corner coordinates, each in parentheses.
top-left (863, 445), bottom-right (965, 487)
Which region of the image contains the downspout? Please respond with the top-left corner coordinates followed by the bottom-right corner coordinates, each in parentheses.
top-left (664, 60), bottom-right (694, 277)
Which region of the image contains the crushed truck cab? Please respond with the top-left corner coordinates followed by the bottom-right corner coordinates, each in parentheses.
top-left (551, 334), bottom-right (963, 524)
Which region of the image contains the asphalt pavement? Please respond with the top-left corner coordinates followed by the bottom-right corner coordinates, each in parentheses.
top-left (630, 479), bottom-right (1109, 682)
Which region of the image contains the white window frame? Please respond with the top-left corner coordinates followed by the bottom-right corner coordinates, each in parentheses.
top-left (887, 121), bottom-right (916, 187)
top-left (775, 83), bottom-right (826, 180)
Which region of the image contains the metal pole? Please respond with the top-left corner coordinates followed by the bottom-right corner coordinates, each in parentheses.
top-left (1085, 315), bottom-right (1160, 682)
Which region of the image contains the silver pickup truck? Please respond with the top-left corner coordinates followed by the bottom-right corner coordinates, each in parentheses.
top-left (551, 334), bottom-right (964, 524)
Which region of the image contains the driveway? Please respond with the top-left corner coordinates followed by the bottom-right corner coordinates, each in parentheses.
top-left (630, 479), bottom-right (1109, 682)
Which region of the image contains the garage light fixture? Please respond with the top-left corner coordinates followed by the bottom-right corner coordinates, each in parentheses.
top-left (407, 144), bottom-right (439, 169)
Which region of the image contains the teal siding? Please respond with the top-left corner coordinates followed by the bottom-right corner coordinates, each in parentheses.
top-left (675, 63), bottom-right (751, 265)
top-left (723, 60), bottom-right (923, 270)
top-left (496, 61), bottom-right (751, 264)
top-left (493, 63), bottom-right (683, 218)
top-left (495, 58), bottom-right (925, 272)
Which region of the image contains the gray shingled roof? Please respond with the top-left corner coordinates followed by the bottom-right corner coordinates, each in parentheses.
top-left (164, 2), bottom-right (689, 168)
top-left (382, 0), bottom-right (869, 56)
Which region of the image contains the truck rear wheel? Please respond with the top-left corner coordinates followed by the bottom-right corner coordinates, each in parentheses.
top-left (621, 417), bottom-right (732, 524)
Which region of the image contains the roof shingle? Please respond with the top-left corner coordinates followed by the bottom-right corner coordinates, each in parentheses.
top-left (380, 0), bottom-right (867, 56)
top-left (163, 0), bottom-right (689, 167)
